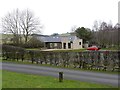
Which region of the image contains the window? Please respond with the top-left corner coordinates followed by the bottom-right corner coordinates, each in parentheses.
top-left (79, 42), bottom-right (81, 45)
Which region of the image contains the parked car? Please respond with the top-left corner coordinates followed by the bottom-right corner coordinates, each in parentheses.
top-left (87, 46), bottom-right (101, 51)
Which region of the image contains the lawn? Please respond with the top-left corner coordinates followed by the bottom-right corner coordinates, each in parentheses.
top-left (2, 70), bottom-right (115, 88)
top-left (26, 48), bottom-right (86, 52)
top-left (52, 48), bottom-right (86, 52)
top-left (0, 70), bottom-right (2, 90)
top-left (0, 57), bottom-right (2, 89)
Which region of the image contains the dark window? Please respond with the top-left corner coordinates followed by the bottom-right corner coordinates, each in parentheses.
top-left (79, 42), bottom-right (81, 45)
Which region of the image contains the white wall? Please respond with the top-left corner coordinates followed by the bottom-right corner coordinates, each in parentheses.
top-left (61, 36), bottom-right (83, 49)
top-left (73, 39), bottom-right (83, 49)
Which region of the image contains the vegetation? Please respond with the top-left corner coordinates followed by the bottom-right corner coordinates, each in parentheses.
top-left (1, 9), bottom-right (42, 45)
top-left (90, 21), bottom-right (119, 48)
top-left (71, 21), bottom-right (120, 49)
top-left (2, 70), bottom-right (115, 88)
top-left (0, 57), bottom-right (2, 62)
top-left (52, 48), bottom-right (86, 52)
top-left (1, 34), bottom-right (44, 48)
top-left (0, 70), bottom-right (1, 89)
top-left (2, 45), bottom-right (119, 72)
top-left (23, 37), bottom-right (44, 48)
top-left (75, 27), bottom-right (92, 43)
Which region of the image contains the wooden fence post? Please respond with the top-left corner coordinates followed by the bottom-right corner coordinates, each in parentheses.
top-left (59, 72), bottom-right (63, 82)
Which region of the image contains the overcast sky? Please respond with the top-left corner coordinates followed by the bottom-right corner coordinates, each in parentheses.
top-left (0, 0), bottom-right (119, 35)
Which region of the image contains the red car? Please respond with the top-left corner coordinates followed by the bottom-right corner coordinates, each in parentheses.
top-left (87, 46), bottom-right (101, 51)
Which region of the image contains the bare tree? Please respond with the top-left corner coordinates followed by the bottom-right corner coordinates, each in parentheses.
top-left (2, 9), bottom-right (21, 45)
top-left (71, 25), bottom-right (77, 32)
top-left (2, 9), bottom-right (42, 45)
top-left (19, 9), bottom-right (42, 43)
top-left (92, 20), bottom-right (119, 48)
top-left (92, 21), bottom-right (99, 45)
top-left (93, 21), bottom-right (99, 31)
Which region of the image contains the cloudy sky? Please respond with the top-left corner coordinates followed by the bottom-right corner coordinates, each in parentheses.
top-left (0, 0), bottom-right (119, 35)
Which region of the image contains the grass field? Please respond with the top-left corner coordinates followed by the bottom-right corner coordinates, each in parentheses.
top-left (0, 57), bottom-right (2, 89)
top-left (0, 70), bottom-right (2, 89)
top-left (2, 70), bottom-right (115, 88)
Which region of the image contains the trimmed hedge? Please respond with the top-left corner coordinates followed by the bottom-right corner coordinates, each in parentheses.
top-left (2, 44), bottom-right (25, 61)
top-left (2, 44), bottom-right (120, 71)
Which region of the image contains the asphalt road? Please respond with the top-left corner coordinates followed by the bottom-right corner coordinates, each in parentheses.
top-left (1, 62), bottom-right (119, 87)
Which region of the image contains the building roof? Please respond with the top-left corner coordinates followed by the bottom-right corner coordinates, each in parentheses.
top-left (35, 35), bottom-right (79, 43)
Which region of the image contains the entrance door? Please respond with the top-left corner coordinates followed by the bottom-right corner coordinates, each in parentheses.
top-left (63, 43), bottom-right (66, 49)
top-left (68, 43), bottom-right (71, 49)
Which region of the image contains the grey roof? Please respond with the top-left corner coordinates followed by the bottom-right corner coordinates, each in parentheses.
top-left (36, 35), bottom-right (78, 43)
top-left (37, 36), bottom-right (61, 42)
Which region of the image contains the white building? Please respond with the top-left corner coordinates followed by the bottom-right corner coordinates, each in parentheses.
top-left (34, 34), bottom-right (83, 49)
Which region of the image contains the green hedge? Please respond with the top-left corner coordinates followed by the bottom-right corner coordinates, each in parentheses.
top-left (2, 44), bottom-right (120, 71)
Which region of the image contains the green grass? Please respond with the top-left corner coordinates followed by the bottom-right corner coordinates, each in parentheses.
top-left (0, 65), bottom-right (1, 90)
top-left (101, 48), bottom-right (118, 50)
top-left (25, 46), bottom-right (119, 52)
top-left (26, 48), bottom-right (41, 50)
top-left (25, 48), bottom-right (86, 52)
top-left (0, 57), bottom-right (2, 62)
top-left (2, 70), bottom-right (115, 88)
top-left (101, 46), bottom-right (119, 50)
top-left (52, 48), bottom-right (86, 52)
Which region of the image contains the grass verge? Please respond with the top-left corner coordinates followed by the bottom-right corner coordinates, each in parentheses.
top-left (2, 70), bottom-right (115, 88)
top-left (0, 70), bottom-right (2, 89)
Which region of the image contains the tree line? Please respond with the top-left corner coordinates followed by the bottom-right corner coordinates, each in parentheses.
top-left (74, 21), bottom-right (120, 48)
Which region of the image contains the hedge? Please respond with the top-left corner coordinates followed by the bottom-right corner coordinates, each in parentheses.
top-left (2, 44), bottom-right (120, 71)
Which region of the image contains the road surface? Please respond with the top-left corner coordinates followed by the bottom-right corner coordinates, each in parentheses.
top-left (1, 62), bottom-right (119, 87)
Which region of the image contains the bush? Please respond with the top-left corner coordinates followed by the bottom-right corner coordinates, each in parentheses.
top-left (2, 44), bottom-right (25, 61)
top-left (23, 37), bottom-right (44, 48)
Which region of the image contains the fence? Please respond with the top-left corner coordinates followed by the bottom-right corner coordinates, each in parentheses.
top-left (2, 45), bottom-right (120, 71)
